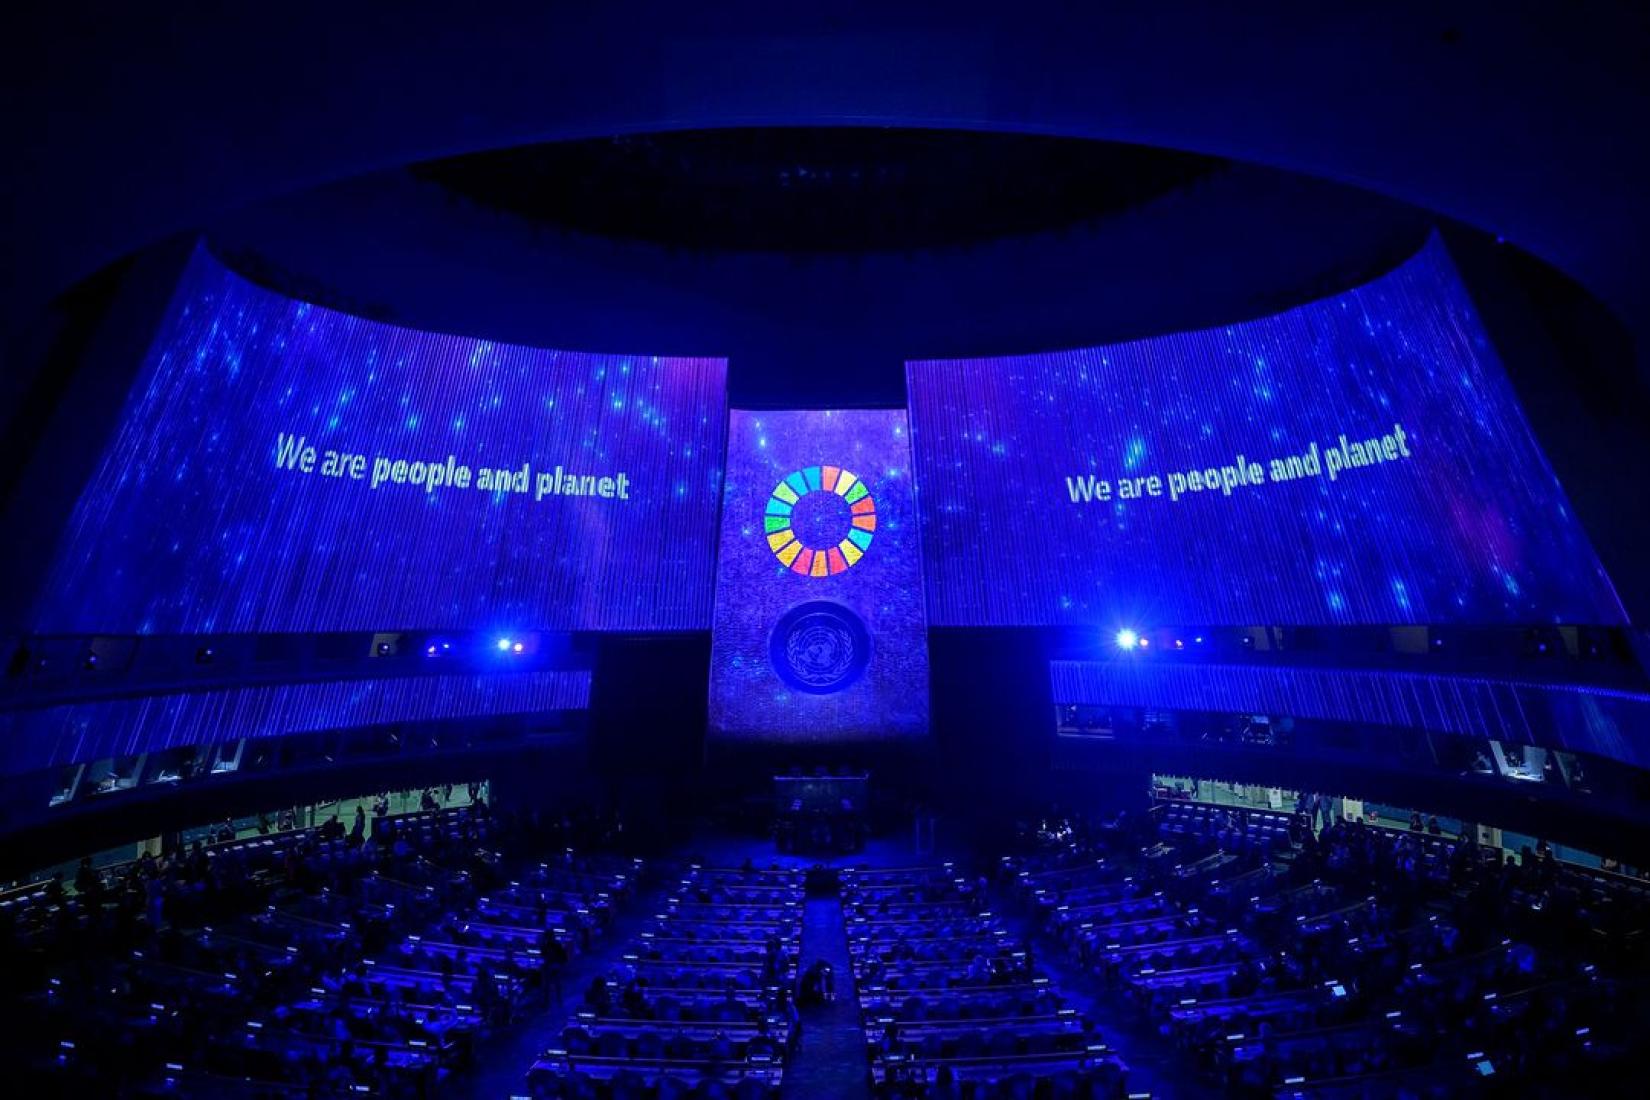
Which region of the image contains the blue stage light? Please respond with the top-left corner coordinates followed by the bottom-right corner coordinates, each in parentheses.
top-left (496, 638), bottom-right (512, 652)
top-left (1115, 629), bottom-right (1138, 650)
top-left (512, 642), bottom-right (525, 654)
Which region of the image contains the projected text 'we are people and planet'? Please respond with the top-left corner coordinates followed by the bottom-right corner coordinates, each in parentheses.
top-left (906, 238), bottom-right (1623, 629)
top-left (35, 236), bottom-right (1622, 687)
top-left (37, 246), bottom-right (728, 635)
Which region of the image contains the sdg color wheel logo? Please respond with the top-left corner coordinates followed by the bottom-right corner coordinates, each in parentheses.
top-left (765, 465), bottom-right (876, 577)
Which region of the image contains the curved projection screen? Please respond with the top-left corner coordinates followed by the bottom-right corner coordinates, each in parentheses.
top-left (36, 247), bottom-right (727, 634)
top-left (908, 238), bottom-right (1624, 627)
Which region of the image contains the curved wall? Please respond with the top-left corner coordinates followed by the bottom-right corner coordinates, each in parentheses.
top-left (27, 247), bottom-right (729, 636)
top-left (908, 238), bottom-right (1626, 627)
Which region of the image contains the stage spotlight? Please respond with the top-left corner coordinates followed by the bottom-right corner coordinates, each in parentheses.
top-left (195, 647), bottom-right (214, 664)
top-left (1174, 639), bottom-right (1184, 650)
top-left (82, 651), bottom-right (98, 670)
top-left (425, 644), bottom-right (438, 656)
top-left (1115, 629), bottom-right (1138, 650)
top-left (1138, 636), bottom-right (1150, 649)
top-left (512, 642), bottom-right (525, 654)
top-left (496, 638), bottom-right (512, 652)
top-left (1194, 636), bottom-right (1204, 645)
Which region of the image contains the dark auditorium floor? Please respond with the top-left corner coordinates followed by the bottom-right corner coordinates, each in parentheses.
top-left (692, 828), bottom-right (1216, 1096)
top-left (456, 871), bottom-right (680, 1099)
top-left (689, 828), bottom-right (953, 872)
top-left (981, 877), bottom-right (1218, 1099)
top-left (464, 828), bottom-right (952, 1097)
top-left (458, 824), bottom-right (1220, 1097)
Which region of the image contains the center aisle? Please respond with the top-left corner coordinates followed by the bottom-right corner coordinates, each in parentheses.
top-left (783, 896), bottom-right (871, 1100)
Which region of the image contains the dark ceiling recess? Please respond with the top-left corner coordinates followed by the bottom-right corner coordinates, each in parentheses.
top-left (410, 128), bottom-right (1226, 253)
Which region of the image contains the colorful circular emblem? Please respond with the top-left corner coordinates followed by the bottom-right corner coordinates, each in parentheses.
top-left (765, 465), bottom-right (876, 576)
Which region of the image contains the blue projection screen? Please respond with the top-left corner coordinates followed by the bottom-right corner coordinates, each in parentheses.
top-left (709, 410), bottom-right (929, 741)
top-left (36, 247), bottom-right (727, 634)
top-left (907, 238), bottom-right (1624, 627)
top-left (1049, 659), bottom-right (1650, 773)
top-left (0, 669), bottom-right (591, 776)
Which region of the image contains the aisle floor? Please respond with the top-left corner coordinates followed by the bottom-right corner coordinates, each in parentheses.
top-left (782, 896), bottom-right (871, 1100)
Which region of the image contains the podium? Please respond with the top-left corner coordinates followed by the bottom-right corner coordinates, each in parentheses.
top-left (773, 773), bottom-right (868, 854)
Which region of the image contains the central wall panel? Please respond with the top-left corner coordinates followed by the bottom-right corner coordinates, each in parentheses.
top-left (709, 409), bottom-right (928, 742)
